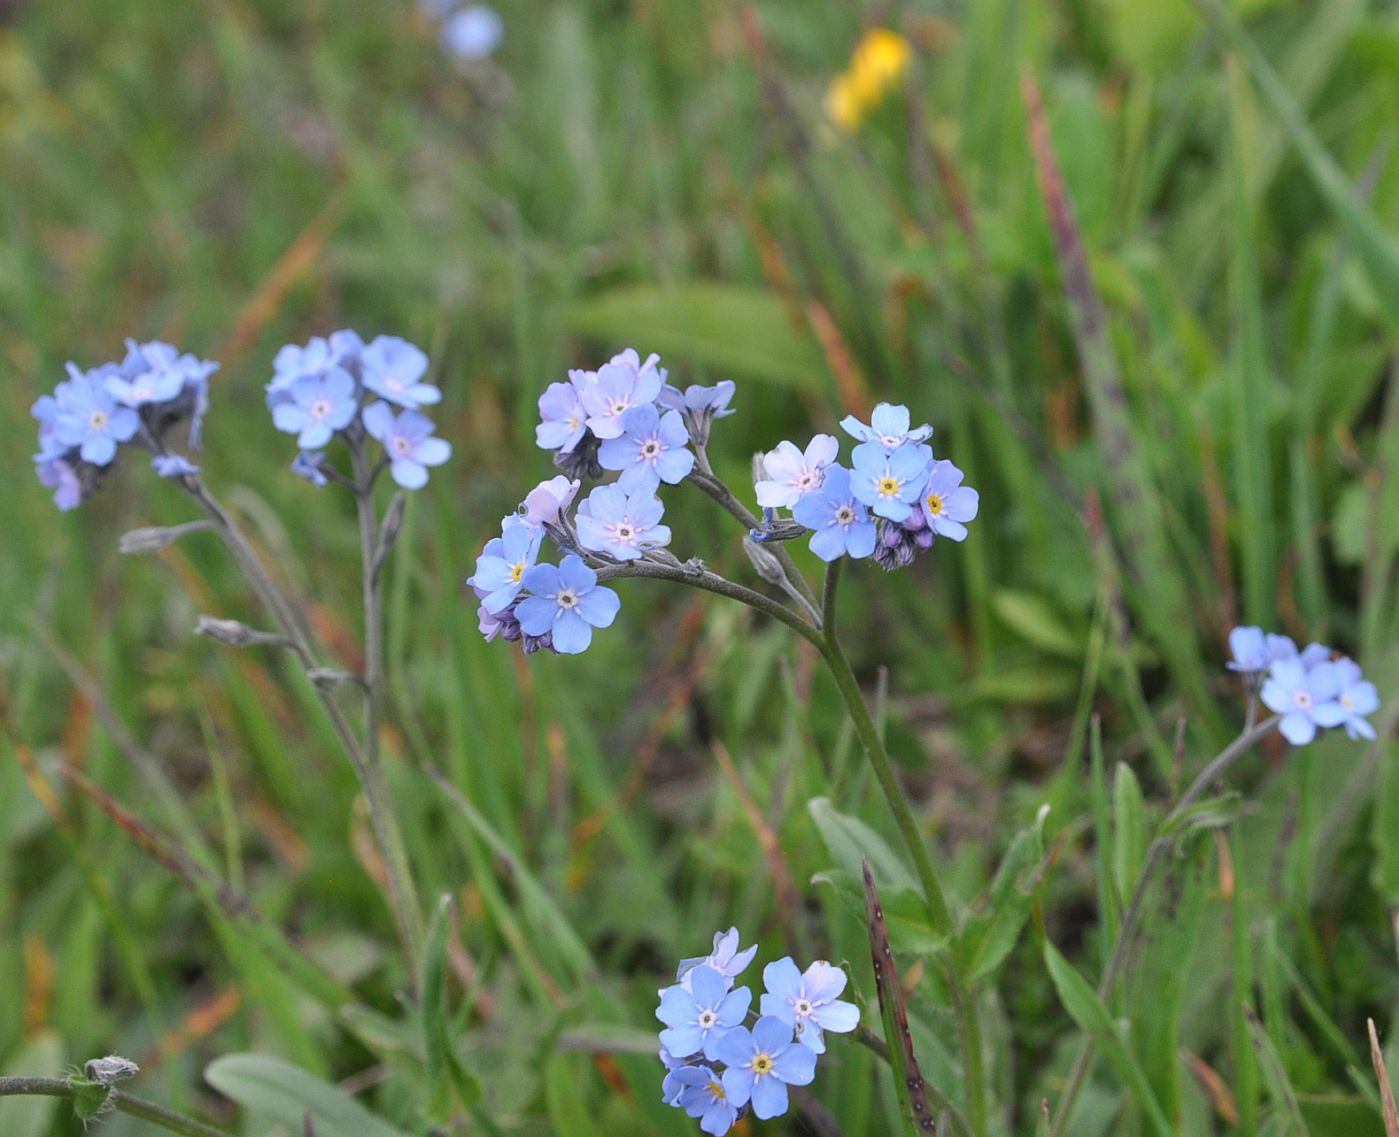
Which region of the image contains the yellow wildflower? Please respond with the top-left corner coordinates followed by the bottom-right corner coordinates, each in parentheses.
top-left (824, 28), bottom-right (912, 133)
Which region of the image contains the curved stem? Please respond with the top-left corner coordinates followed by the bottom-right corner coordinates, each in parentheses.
top-left (0, 1077), bottom-right (233, 1137)
top-left (687, 459), bottom-right (818, 608)
top-left (817, 561), bottom-right (985, 1135)
top-left (593, 560), bottom-right (823, 647)
top-left (1050, 714), bottom-right (1282, 1137)
top-left (351, 441), bottom-right (424, 979)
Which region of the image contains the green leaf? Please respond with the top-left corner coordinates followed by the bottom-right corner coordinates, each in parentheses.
top-left (565, 282), bottom-right (824, 390)
top-left (962, 805), bottom-right (1052, 983)
top-left (1244, 1004), bottom-right (1311, 1134)
top-left (421, 894), bottom-right (483, 1122)
top-left (1112, 763), bottom-right (1146, 903)
top-left (1042, 940), bottom-right (1175, 1137)
top-left (808, 797), bottom-right (917, 899)
top-left (205, 1054), bottom-right (414, 1137)
top-left (990, 591), bottom-right (1083, 659)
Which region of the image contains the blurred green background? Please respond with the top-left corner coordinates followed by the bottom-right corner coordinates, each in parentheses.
top-left (3, 0), bottom-right (1398, 1134)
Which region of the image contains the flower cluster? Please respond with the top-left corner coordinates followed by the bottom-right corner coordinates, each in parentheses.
top-left (267, 332), bottom-right (451, 490)
top-left (1227, 626), bottom-right (1379, 745)
top-left (32, 339), bottom-right (217, 510)
top-left (470, 348), bottom-right (727, 654)
top-left (657, 929), bottom-right (859, 1135)
top-left (755, 402), bottom-right (978, 570)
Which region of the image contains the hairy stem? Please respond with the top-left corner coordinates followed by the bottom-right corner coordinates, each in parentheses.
top-left (818, 562), bottom-right (986, 1135)
top-left (0, 1077), bottom-right (233, 1137)
top-left (593, 559), bottom-right (822, 645)
top-left (180, 472), bottom-right (421, 983)
top-left (351, 440), bottom-right (424, 978)
top-left (1050, 714), bottom-right (1283, 1137)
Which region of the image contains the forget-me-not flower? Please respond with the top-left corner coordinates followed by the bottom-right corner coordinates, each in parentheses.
top-left (657, 965), bottom-right (752, 1060)
top-left (1261, 659), bottom-right (1347, 745)
top-left (1332, 659), bottom-right (1379, 741)
top-left (918, 459), bottom-right (978, 540)
top-left (37, 456), bottom-right (83, 511)
top-left (536, 375), bottom-right (591, 453)
top-left (105, 342), bottom-right (188, 407)
top-left (52, 368), bottom-right (140, 466)
top-left (1226, 626), bottom-right (1301, 673)
top-left (151, 454), bottom-right (199, 478)
top-left (840, 402), bottom-right (932, 451)
top-left (760, 957), bottom-right (860, 1054)
top-left (581, 349), bottom-right (664, 440)
top-left (755, 435), bottom-right (839, 509)
top-left (440, 5), bottom-right (504, 59)
top-left (272, 368), bottom-right (359, 448)
top-left (670, 1065), bottom-right (740, 1136)
top-left (849, 441), bottom-right (932, 522)
top-left (791, 465), bottom-right (876, 562)
top-left (469, 517), bottom-right (543, 614)
top-left (576, 484), bottom-right (671, 561)
top-left (292, 451), bottom-right (329, 486)
top-left (362, 403), bottom-right (452, 489)
top-left (661, 380), bottom-right (736, 420)
top-left (361, 335), bottom-right (440, 409)
top-left (597, 405), bottom-right (694, 493)
top-left (677, 927), bottom-right (758, 990)
top-left (714, 1016), bottom-right (816, 1120)
top-left (516, 555), bottom-right (620, 654)
top-left (520, 475), bottom-right (581, 527)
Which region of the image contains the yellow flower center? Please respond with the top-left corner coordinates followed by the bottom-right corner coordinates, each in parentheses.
top-left (878, 476), bottom-right (900, 496)
top-left (926, 492), bottom-right (943, 515)
top-left (708, 1080), bottom-right (725, 1100)
top-left (510, 562), bottom-right (525, 583)
top-left (89, 410), bottom-right (109, 430)
top-left (752, 1053), bottom-right (774, 1076)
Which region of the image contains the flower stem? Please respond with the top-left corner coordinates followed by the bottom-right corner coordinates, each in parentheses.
top-left (351, 440), bottom-right (424, 978)
top-left (179, 471), bottom-right (421, 984)
top-left (817, 561), bottom-right (986, 1135)
top-left (1049, 714), bottom-right (1282, 1137)
top-left (0, 1077), bottom-right (233, 1137)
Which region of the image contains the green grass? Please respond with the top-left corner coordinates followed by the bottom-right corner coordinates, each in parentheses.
top-left (2, 1), bottom-right (1398, 1135)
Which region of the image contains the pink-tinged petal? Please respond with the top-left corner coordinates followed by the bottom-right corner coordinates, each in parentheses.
top-left (806, 433), bottom-right (839, 467)
top-left (801, 961), bottom-right (847, 1003)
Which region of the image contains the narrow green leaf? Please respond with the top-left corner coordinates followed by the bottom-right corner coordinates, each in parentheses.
top-left (962, 805), bottom-right (1052, 983)
top-left (205, 1055), bottom-right (413, 1137)
top-left (1042, 940), bottom-right (1175, 1137)
top-left (421, 894), bottom-right (483, 1121)
top-left (1244, 1004), bottom-right (1310, 1135)
top-left (810, 797), bottom-right (917, 899)
top-left (1112, 764), bottom-right (1146, 904)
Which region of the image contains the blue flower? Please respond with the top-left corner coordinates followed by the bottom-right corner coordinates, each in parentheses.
top-left (597, 405), bottom-right (694, 493)
top-left (440, 4), bottom-right (503, 59)
top-left (517, 555), bottom-right (620, 654)
top-left (361, 336), bottom-right (440, 409)
top-left (576, 484), bottom-right (671, 561)
top-left (580, 349), bottom-right (664, 440)
top-left (840, 402), bottom-right (933, 451)
top-left (918, 459), bottom-right (978, 540)
top-left (670, 1064), bottom-right (740, 1135)
top-left (36, 455), bottom-right (83, 511)
top-left (469, 517), bottom-right (543, 614)
top-left (756, 435), bottom-right (839, 510)
top-left (52, 367), bottom-right (140, 465)
top-left (1261, 659), bottom-right (1347, 745)
top-left (362, 403), bottom-right (452, 489)
top-left (791, 465), bottom-right (876, 562)
top-left (660, 380), bottom-right (735, 419)
top-left (849, 441), bottom-right (932, 522)
top-left (520, 475), bottom-right (581, 527)
top-left (677, 927), bottom-right (758, 989)
top-left (105, 343), bottom-right (187, 407)
top-left (536, 373), bottom-right (592, 453)
top-left (714, 1016), bottom-right (816, 1120)
top-left (267, 331), bottom-right (362, 407)
top-left (292, 451), bottom-right (330, 486)
top-left (151, 454), bottom-right (199, 478)
top-left (759, 958), bottom-right (860, 1054)
top-left (272, 368), bottom-right (359, 448)
top-left (657, 965), bottom-right (752, 1060)
top-left (1333, 659), bottom-right (1379, 741)
top-left (659, 1046), bottom-right (688, 1106)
